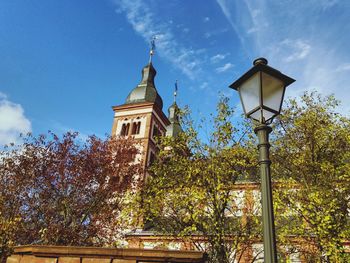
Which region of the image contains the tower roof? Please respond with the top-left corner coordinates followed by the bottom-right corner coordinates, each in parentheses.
top-left (168, 102), bottom-right (179, 123)
top-left (166, 102), bottom-right (182, 137)
top-left (125, 62), bottom-right (163, 109)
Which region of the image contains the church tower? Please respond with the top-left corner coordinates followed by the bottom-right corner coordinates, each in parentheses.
top-left (111, 38), bottom-right (182, 175)
top-left (111, 60), bottom-right (170, 170)
top-left (166, 81), bottom-right (182, 137)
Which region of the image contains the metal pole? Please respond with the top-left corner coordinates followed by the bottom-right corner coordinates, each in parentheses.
top-left (254, 123), bottom-right (277, 263)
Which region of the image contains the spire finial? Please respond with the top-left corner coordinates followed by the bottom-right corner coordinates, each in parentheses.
top-left (174, 80), bottom-right (178, 103)
top-left (149, 36), bottom-right (157, 63)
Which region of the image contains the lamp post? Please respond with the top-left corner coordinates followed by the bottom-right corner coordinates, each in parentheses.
top-left (229, 58), bottom-right (295, 263)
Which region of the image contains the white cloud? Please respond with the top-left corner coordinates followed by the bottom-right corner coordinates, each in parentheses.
top-left (216, 0), bottom-right (252, 54)
top-left (247, 27), bottom-right (258, 34)
top-left (216, 0), bottom-right (232, 21)
top-left (0, 93), bottom-right (31, 145)
top-left (216, 0), bottom-right (350, 114)
top-left (319, 0), bottom-right (338, 10)
top-left (251, 9), bottom-right (261, 18)
top-left (114, 0), bottom-right (203, 80)
top-left (204, 28), bottom-right (230, 39)
top-left (335, 63), bottom-right (350, 72)
top-left (210, 54), bottom-right (227, 63)
top-left (199, 82), bottom-right (209, 90)
top-left (282, 39), bottom-right (311, 63)
top-left (204, 17), bottom-right (210, 22)
top-left (204, 32), bottom-right (212, 38)
top-left (216, 63), bottom-right (234, 73)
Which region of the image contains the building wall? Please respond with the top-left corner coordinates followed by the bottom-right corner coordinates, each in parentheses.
top-left (6, 245), bottom-right (206, 263)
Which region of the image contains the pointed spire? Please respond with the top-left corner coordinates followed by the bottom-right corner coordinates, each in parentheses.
top-left (149, 36), bottom-right (156, 64)
top-left (174, 80), bottom-right (178, 103)
top-left (124, 39), bottom-right (163, 109)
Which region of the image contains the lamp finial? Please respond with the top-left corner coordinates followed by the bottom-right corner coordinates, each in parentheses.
top-left (253, 57), bottom-right (268, 66)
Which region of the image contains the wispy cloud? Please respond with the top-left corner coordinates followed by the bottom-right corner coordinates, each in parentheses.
top-left (203, 17), bottom-right (210, 22)
top-left (216, 0), bottom-right (263, 53)
top-left (199, 82), bottom-right (209, 90)
top-left (282, 39), bottom-right (311, 63)
top-left (335, 63), bottom-right (350, 72)
top-left (319, 0), bottom-right (339, 10)
top-left (204, 28), bottom-right (229, 39)
top-left (113, 0), bottom-right (204, 80)
top-left (216, 0), bottom-right (350, 113)
top-left (210, 53), bottom-right (228, 63)
top-left (0, 92), bottom-right (31, 145)
top-left (204, 32), bottom-right (212, 39)
top-left (216, 63), bottom-right (234, 73)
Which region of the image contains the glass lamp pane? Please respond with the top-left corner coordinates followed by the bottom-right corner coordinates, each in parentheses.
top-left (250, 109), bottom-right (275, 122)
top-left (239, 72), bottom-right (260, 114)
top-left (261, 72), bottom-right (284, 112)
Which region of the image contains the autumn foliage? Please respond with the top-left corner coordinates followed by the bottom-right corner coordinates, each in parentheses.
top-left (272, 92), bottom-right (350, 261)
top-left (0, 132), bottom-right (141, 261)
top-left (143, 98), bottom-right (260, 263)
top-left (143, 93), bottom-right (350, 262)
top-left (1, 92), bottom-right (350, 263)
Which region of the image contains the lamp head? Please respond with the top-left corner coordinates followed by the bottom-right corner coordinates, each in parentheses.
top-left (229, 58), bottom-right (295, 123)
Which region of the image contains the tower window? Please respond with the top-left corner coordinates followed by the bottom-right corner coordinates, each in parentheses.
top-left (120, 123), bottom-right (130, 136)
top-left (149, 152), bottom-right (156, 166)
top-left (152, 125), bottom-right (161, 138)
top-left (131, 121), bottom-right (141, 135)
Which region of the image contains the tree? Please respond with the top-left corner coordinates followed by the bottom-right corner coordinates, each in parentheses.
top-left (143, 98), bottom-right (261, 263)
top-left (0, 197), bottom-right (22, 263)
top-left (271, 92), bottom-right (350, 262)
top-left (0, 132), bottom-right (142, 261)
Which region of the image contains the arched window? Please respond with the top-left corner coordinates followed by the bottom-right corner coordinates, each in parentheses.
top-left (120, 123), bottom-right (130, 136)
top-left (152, 125), bottom-right (161, 138)
top-left (131, 121), bottom-right (141, 135)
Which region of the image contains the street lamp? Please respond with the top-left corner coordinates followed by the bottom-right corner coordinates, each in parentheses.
top-left (229, 58), bottom-right (295, 263)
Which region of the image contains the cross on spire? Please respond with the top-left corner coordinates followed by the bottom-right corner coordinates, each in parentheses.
top-left (174, 80), bottom-right (178, 103)
top-left (149, 36), bottom-right (157, 63)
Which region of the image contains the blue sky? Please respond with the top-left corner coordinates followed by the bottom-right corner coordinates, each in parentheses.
top-left (1, 0), bottom-right (350, 144)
